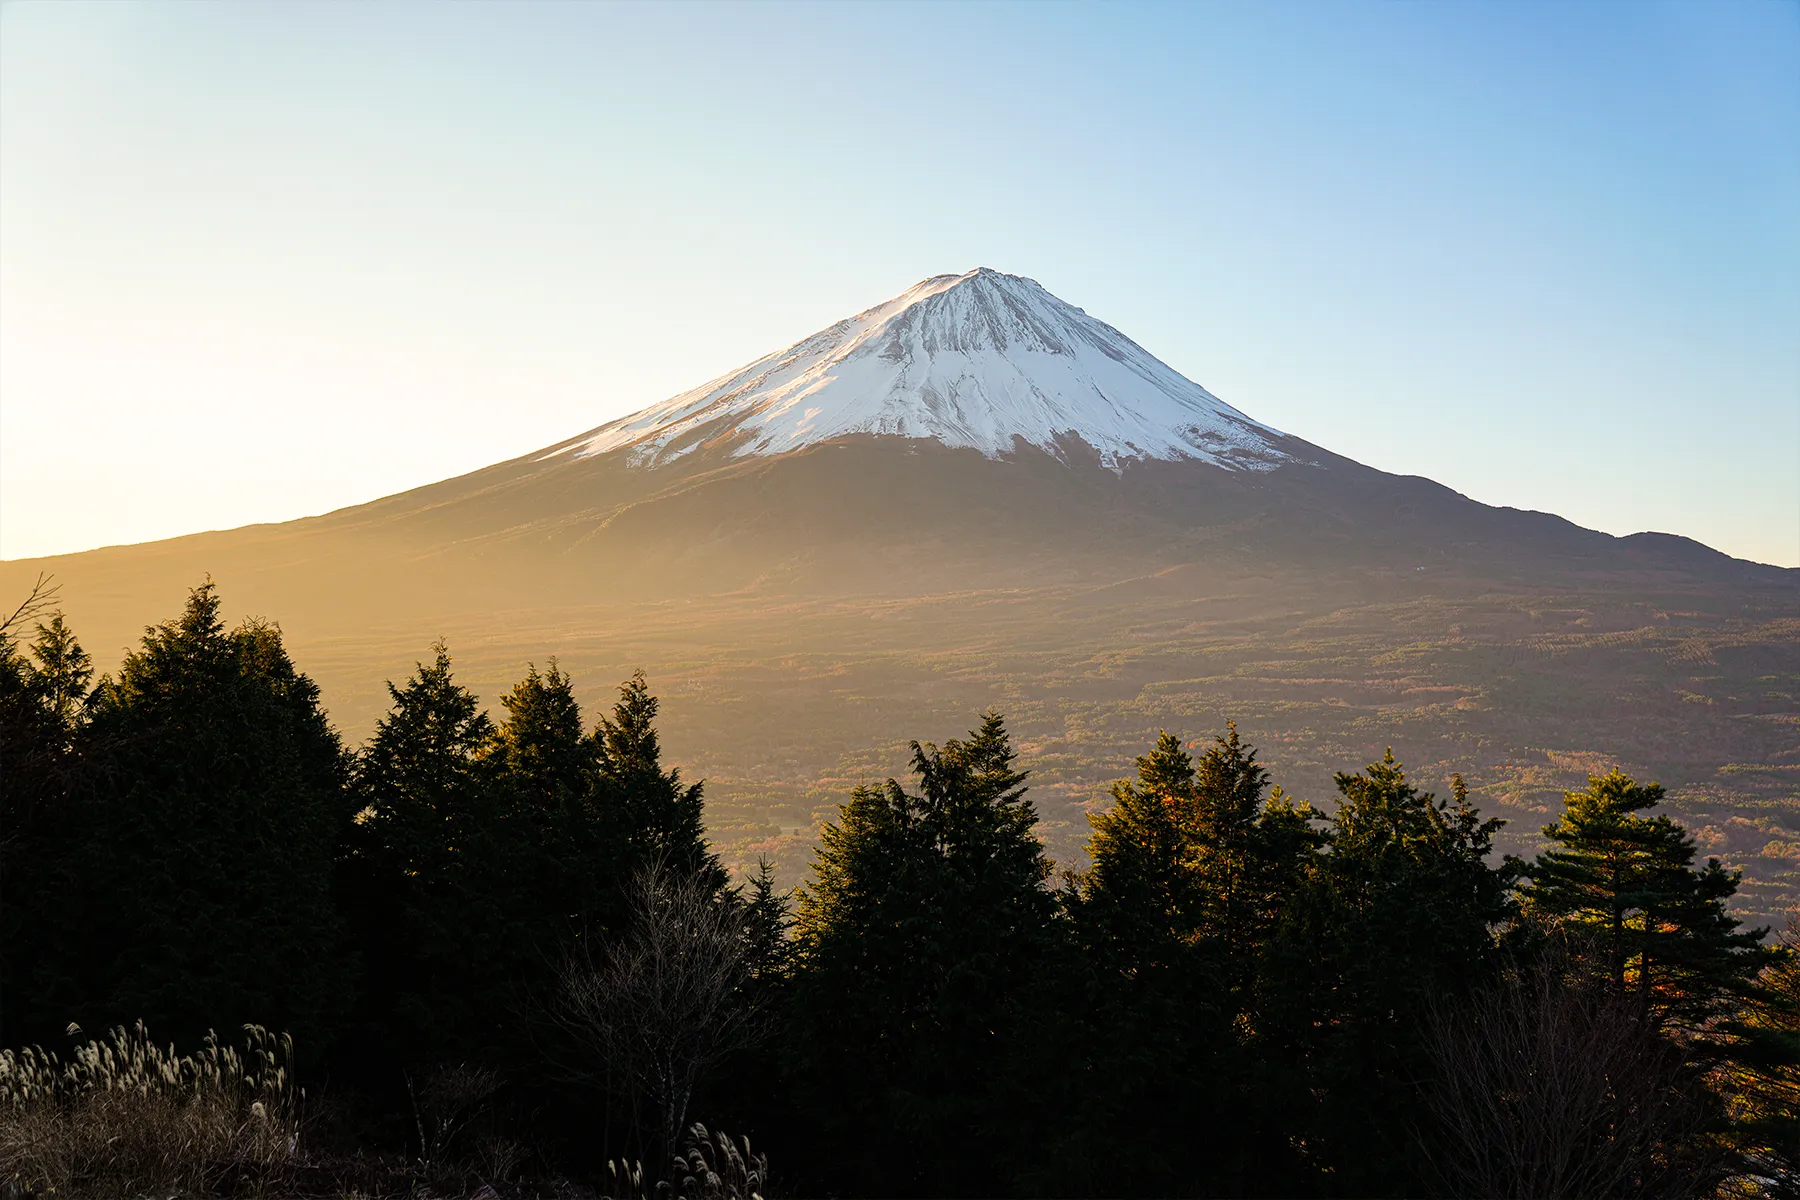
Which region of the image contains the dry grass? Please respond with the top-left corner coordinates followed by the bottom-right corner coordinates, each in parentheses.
top-left (603, 1122), bottom-right (769, 1200)
top-left (666, 1124), bottom-right (769, 1200)
top-left (0, 1021), bottom-right (298, 1198)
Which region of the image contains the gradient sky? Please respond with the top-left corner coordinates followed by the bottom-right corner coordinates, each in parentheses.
top-left (3, 0), bottom-right (1796, 565)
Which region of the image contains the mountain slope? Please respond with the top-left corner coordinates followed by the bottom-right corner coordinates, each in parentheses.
top-left (3, 268), bottom-right (1794, 921)
top-left (7, 265), bottom-right (1789, 620)
top-left (62, 268), bottom-right (1742, 609)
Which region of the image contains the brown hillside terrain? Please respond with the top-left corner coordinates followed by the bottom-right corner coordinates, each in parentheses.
top-left (6, 434), bottom-right (1797, 924)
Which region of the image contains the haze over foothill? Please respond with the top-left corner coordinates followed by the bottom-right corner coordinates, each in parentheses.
top-left (2, 0), bottom-right (1796, 566)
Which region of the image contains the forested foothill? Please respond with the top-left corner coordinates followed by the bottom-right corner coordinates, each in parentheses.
top-left (3, 579), bottom-right (1799, 1198)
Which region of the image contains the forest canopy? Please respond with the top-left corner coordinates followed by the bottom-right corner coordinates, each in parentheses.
top-left (2, 579), bottom-right (1796, 1199)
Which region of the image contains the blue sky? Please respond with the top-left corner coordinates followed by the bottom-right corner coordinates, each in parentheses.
top-left (3, 0), bottom-right (1796, 564)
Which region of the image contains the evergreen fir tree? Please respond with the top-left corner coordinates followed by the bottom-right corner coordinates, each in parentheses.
top-left (490, 659), bottom-right (589, 808)
top-left (1189, 725), bottom-right (1320, 968)
top-left (742, 858), bottom-right (792, 984)
top-left (21, 614), bottom-right (92, 735)
top-left (789, 711), bottom-right (1058, 1195)
top-left (1080, 732), bottom-right (1202, 968)
top-left (1264, 752), bottom-right (1519, 1194)
top-left (1724, 918), bottom-right (1800, 1193)
top-left (1310, 755), bottom-right (1515, 1007)
top-left (487, 659), bottom-right (602, 940)
top-left (77, 582), bottom-right (352, 1045)
top-left (346, 640), bottom-right (506, 1064)
top-left (591, 671), bottom-right (723, 893)
top-left (0, 613), bottom-right (95, 1045)
top-left (1080, 725), bottom-right (1320, 979)
top-left (1068, 726), bottom-right (1321, 1193)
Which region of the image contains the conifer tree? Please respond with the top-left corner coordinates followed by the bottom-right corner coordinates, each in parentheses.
top-left (591, 671), bottom-right (723, 893)
top-left (1308, 754), bottom-right (1516, 1009)
top-left (347, 640), bottom-right (506, 1064)
top-left (789, 711), bottom-right (1057, 1194)
top-left (1069, 726), bottom-right (1321, 1193)
top-left (1524, 770), bottom-right (1772, 1033)
top-left (76, 582), bottom-right (352, 1045)
top-left (1080, 732), bottom-right (1201, 967)
top-left (487, 660), bottom-right (602, 941)
top-left (1190, 725), bottom-right (1320, 963)
top-left (22, 614), bottom-right (92, 735)
top-left (0, 612), bottom-right (95, 1045)
top-left (742, 858), bottom-right (792, 985)
top-left (0, 613), bottom-right (91, 833)
top-left (1265, 752), bottom-right (1518, 1194)
top-left (1080, 725), bottom-right (1319, 981)
top-left (1725, 918), bottom-right (1800, 1190)
top-left (490, 660), bottom-right (589, 809)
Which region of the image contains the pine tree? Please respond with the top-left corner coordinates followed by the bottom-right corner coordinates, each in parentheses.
top-left (77, 582), bottom-right (352, 1045)
top-left (789, 711), bottom-right (1057, 1195)
top-left (487, 660), bottom-right (602, 942)
top-left (1264, 751), bottom-right (1519, 1194)
top-left (1524, 770), bottom-right (1772, 1033)
top-left (1068, 726), bottom-right (1321, 1193)
top-left (591, 671), bottom-right (723, 893)
top-left (0, 613), bottom-right (95, 1045)
top-left (490, 659), bottom-right (589, 809)
top-left (742, 858), bottom-right (792, 985)
top-left (347, 640), bottom-right (506, 1064)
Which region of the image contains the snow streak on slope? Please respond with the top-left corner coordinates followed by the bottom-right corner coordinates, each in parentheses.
top-left (557, 269), bottom-right (1292, 470)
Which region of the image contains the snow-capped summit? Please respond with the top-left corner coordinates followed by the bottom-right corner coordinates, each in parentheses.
top-left (554, 269), bottom-right (1292, 470)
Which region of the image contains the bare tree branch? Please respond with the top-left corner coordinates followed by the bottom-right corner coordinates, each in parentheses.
top-left (0, 573), bottom-right (59, 644)
top-left (1416, 940), bottom-right (1732, 1199)
top-left (545, 860), bottom-right (767, 1167)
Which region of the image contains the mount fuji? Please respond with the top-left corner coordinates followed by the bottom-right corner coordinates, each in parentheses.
top-left (7, 264), bottom-right (1785, 627)
top-left (319, 266), bottom-right (1759, 589)
top-left (4, 269), bottom-right (1793, 913)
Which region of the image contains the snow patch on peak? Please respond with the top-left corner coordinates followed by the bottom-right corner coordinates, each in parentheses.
top-left (557, 269), bottom-right (1292, 471)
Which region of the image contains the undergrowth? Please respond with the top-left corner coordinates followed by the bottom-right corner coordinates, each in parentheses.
top-left (0, 1022), bottom-right (297, 1198)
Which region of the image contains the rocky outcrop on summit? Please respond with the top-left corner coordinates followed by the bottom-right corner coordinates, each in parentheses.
top-left (550, 268), bottom-right (1293, 471)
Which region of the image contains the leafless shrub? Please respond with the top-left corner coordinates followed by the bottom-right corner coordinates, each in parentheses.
top-left (0, 1021), bottom-right (298, 1198)
top-left (548, 861), bottom-right (767, 1165)
top-left (473, 1130), bottom-right (526, 1185)
top-left (408, 1061), bottom-right (502, 1173)
top-left (1417, 946), bottom-right (1731, 1199)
